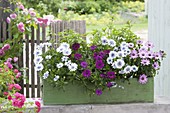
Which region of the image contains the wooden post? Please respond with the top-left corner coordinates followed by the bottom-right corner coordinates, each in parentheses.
top-left (148, 0), bottom-right (170, 98)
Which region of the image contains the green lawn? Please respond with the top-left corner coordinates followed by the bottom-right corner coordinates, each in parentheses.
top-left (86, 22), bottom-right (148, 32)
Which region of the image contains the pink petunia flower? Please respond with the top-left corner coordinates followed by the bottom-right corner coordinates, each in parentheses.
top-left (10, 13), bottom-right (17, 19)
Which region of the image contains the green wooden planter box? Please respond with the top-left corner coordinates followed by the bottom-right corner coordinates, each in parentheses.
top-left (43, 78), bottom-right (154, 105)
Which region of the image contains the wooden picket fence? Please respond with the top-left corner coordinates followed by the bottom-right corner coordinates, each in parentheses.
top-left (0, 20), bottom-right (86, 98)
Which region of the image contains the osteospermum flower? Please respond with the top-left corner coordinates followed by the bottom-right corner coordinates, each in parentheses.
top-left (95, 60), bottom-right (104, 70)
top-left (152, 62), bottom-right (159, 70)
top-left (137, 40), bottom-right (143, 45)
top-left (107, 57), bottom-right (113, 64)
top-left (147, 51), bottom-right (154, 59)
top-left (34, 49), bottom-right (42, 56)
top-left (101, 36), bottom-right (108, 45)
top-left (145, 41), bottom-right (154, 48)
top-left (108, 39), bottom-right (116, 47)
top-left (107, 71), bottom-right (116, 79)
top-left (128, 43), bottom-right (134, 48)
top-left (60, 42), bottom-right (70, 49)
top-left (114, 59), bottom-right (125, 69)
top-left (56, 46), bottom-right (64, 53)
top-left (56, 63), bottom-right (63, 68)
top-left (80, 61), bottom-right (88, 68)
top-left (120, 42), bottom-right (128, 47)
top-left (109, 51), bottom-right (117, 59)
top-left (138, 50), bottom-right (147, 59)
top-left (131, 65), bottom-right (138, 72)
top-left (61, 56), bottom-right (69, 62)
top-left (34, 56), bottom-right (43, 64)
top-left (117, 51), bottom-right (124, 57)
top-left (53, 75), bottom-right (60, 81)
top-left (43, 71), bottom-right (49, 79)
top-left (63, 48), bottom-right (72, 56)
top-left (45, 55), bottom-right (52, 60)
top-left (139, 74), bottom-right (148, 84)
top-left (124, 65), bottom-right (132, 74)
top-left (82, 69), bottom-right (91, 78)
top-left (141, 59), bottom-right (150, 65)
top-left (130, 50), bottom-right (138, 59)
top-left (95, 89), bottom-right (102, 96)
top-left (68, 63), bottom-right (78, 71)
top-left (35, 63), bottom-right (44, 71)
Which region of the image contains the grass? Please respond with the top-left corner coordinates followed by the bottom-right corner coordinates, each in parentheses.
top-left (86, 22), bottom-right (148, 32)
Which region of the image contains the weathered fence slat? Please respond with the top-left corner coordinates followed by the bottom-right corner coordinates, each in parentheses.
top-left (36, 25), bottom-right (41, 97)
top-left (0, 22), bottom-right (2, 42)
top-left (25, 34), bottom-right (30, 98)
top-left (2, 21), bottom-right (7, 41)
top-left (31, 27), bottom-right (35, 98)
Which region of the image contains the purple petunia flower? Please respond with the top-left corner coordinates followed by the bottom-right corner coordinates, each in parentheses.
top-left (95, 55), bottom-right (103, 61)
top-left (107, 71), bottom-right (116, 79)
top-left (152, 62), bottom-right (159, 70)
top-left (107, 82), bottom-right (113, 88)
top-left (95, 60), bottom-right (104, 70)
top-left (90, 45), bottom-right (97, 51)
top-left (130, 50), bottom-right (138, 59)
top-left (100, 73), bottom-right (106, 78)
top-left (95, 89), bottom-right (102, 96)
top-left (104, 50), bottom-right (110, 54)
top-left (74, 53), bottom-right (82, 60)
top-left (99, 51), bottom-right (106, 58)
top-left (82, 69), bottom-right (91, 78)
top-left (139, 74), bottom-right (148, 84)
top-left (141, 59), bottom-right (150, 65)
top-left (93, 52), bottom-right (98, 59)
top-left (72, 43), bottom-right (80, 51)
top-left (81, 61), bottom-right (88, 68)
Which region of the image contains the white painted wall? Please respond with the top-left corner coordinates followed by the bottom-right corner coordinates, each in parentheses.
top-left (148, 0), bottom-right (170, 97)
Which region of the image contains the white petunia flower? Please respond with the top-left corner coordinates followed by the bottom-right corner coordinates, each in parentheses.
top-left (108, 39), bottom-right (116, 47)
top-left (117, 51), bottom-right (124, 57)
top-left (119, 70), bottom-right (125, 74)
top-left (124, 49), bottom-right (131, 55)
top-left (56, 46), bottom-right (64, 53)
top-left (34, 56), bottom-right (43, 64)
top-left (115, 59), bottom-right (125, 69)
top-left (124, 65), bottom-right (132, 74)
top-left (35, 63), bottom-right (44, 71)
top-left (45, 55), bottom-right (52, 60)
top-left (60, 42), bottom-right (70, 49)
top-left (34, 49), bottom-right (42, 56)
top-left (65, 60), bottom-right (72, 66)
top-left (121, 42), bottom-right (128, 47)
top-left (107, 57), bottom-right (113, 64)
top-left (131, 65), bottom-right (138, 72)
top-left (101, 36), bottom-right (108, 45)
top-left (56, 63), bottom-right (63, 68)
top-left (61, 56), bottom-right (69, 62)
top-left (109, 51), bottom-right (117, 59)
top-left (111, 62), bottom-right (117, 69)
top-left (68, 63), bottom-right (78, 71)
top-left (53, 75), bottom-right (60, 81)
top-left (43, 71), bottom-right (49, 79)
top-left (63, 48), bottom-right (72, 56)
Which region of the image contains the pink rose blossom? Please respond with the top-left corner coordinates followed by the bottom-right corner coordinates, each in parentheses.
top-left (2, 44), bottom-right (10, 51)
top-left (17, 22), bottom-right (25, 32)
top-left (0, 49), bottom-right (5, 56)
top-left (14, 69), bottom-right (19, 74)
top-left (8, 84), bottom-right (14, 90)
top-left (16, 72), bottom-right (22, 78)
top-left (10, 13), bottom-right (17, 19)
top-left (19, 4), bottom-right (24, 10)
top-left (8, 95), bottom-right (12, 100)
top-left (6, 17), bottom-right (11, 23)
top-left (29, 11), bottom-right (36, 16)
top-left (12, 92), bottom-right (26, 108)
top-left (13, 57), bottom-right (18, 62)
top-left (14, 84), bottom-right (22, 90)
top-left (3, 92), bottom-right (8, 96)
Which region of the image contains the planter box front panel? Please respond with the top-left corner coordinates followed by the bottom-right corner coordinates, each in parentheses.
top-left (43, 78), bottom-right (153, 105)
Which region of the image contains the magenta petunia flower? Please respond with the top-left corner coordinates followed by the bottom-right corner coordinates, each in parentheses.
top-left (104, 50), bottom-right (110, 54)
top-left (90, 45), bottom-right (97, 51)
top-left (72, 43), bottom-right (80, 51)
top-left (74, 53), bottom-right (82, 60)
top-left (139, 74), bottom-right (148, 84)
top-left (95, 89), bottom-right (102, 96)
top-left (95, 55), bottom-right (103, 61)
top-left (141, 59), bottom-right (150, 65)
top-left (100, 73), bottom-right (106, 78)
top-left (95, 60), bottom-right (104, 70)
top-left (80, 61), bottom-right (88, 68)
top-left (152, 62), bottom-right (159, 70)
top-left (99, 51), bottom-right (106, 58)
top-left (130, 50), bottom-right (138, 59)
top-left (82, 69), bottom-right (91, 78)
top-left (106, 82), bottom-right (113, 88)
top-left (107, 71), bottom-right (116, 79)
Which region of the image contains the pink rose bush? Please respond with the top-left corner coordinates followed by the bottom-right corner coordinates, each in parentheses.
top-left (35, 25), bottom-right (166, 96)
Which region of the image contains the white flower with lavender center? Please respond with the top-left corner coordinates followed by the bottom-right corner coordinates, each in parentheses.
top-left (56, 63), bottom-right (64, 68)
top-left (111, 62), bottom-right (117, 69)
top-left (34, 56), bottom-right (43, 64)
top-left (35, 63), bottom-right (44, 71)
top-left (124, 48), bottom-right (131, 55)
top-left (44, 42), bottom-right (52, 47)
top-left (115, 59), bottom-right (125, 69)
top-left (108, 39), bottom-right (116, 47)
top-left (56, 46), bottom-right (64, 53)
top-left (128, 43), bottom-right (134, 48)
top-left (36, 43), bottom-right (44, 50)
top-left (45, 55), bottom-right (52, 60)
top-left (119, 70), bottom-right (125, 74)
top-left (63, 48), bottom-right (72, 56)
top-left (109, 51), bottom-right (117, 59)
top-left (43, 71), bottom-right (49, 79)
top-left (61, 56), bottom-right (69, 62)
top-left (131, 65), bottom-right (138, 72)
top-left (34, 49), bottom-right (42, 56)
top-left (124, 65), bottom-right (132, 74)
top-left (65, 60), bottom-right (72, 66)
top-left (68, 63), bottom-right (78, 71)
top-left (107, 57), bottom-right (113, 64)
top-left (60, 42), bottom-right (70, 49)
top-left (101, 36), bottom-right (108, 45)
top-left (139, 46), bottom-right (148, 52)
top-left (117, 51), bottom-right (125, 57)
top-left (53, 75), bottom-right (60, 81)
top-left (120, 42), bottom-right (128, 47)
